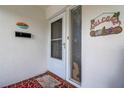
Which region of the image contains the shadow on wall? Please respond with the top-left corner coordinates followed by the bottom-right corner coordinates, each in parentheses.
top-left (108, 49), bottom-right (124, 88)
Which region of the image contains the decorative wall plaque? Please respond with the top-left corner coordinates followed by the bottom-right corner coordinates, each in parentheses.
top-left (90, 12), bottom-right (123, 37)
top-left (16, 22), bottom-right (29, 30)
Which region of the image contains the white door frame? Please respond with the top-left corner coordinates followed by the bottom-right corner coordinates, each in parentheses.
top-left (48, 12), bottom-right (66, 80)
top-left (48, 6), bottom-right (82, 88)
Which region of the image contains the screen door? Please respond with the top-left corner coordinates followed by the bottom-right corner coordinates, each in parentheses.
top-left (48, 12), bottom-right (66, 79)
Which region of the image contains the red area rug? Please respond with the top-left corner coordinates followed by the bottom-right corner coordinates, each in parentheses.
top-left (5, 79), bottom-right (42, 88)
top-left (4, 71), bottom-right (75, 88)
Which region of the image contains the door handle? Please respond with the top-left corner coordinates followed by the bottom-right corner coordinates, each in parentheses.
top-left (62, 43), bottom-right (66, 48)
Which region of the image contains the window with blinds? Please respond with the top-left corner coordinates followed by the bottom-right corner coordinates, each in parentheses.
top-left (51, 19), bottom-right (62, 60)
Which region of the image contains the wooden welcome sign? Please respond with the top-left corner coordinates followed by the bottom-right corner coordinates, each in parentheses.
top-left (90, 12), bottom-right (123, 37)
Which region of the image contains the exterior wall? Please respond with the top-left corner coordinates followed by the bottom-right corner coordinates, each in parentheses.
top-left (82, 5), bottom-right (124, 88)
top-left (0, 6), bottom-right (48, 87)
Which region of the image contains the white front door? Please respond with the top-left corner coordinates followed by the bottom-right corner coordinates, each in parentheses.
top-left (48, 12), bottom-right (66, 79)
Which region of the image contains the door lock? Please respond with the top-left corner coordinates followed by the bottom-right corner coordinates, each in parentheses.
top-left (63, 43), bottom-right (66, 48)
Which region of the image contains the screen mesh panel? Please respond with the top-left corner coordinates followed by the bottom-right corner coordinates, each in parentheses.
top-left (70, 6), bottom-right (82, 83)
top-left (51, 19), bottom-right (62, 60)
top-left (51, 19), bottom-right (62, 39)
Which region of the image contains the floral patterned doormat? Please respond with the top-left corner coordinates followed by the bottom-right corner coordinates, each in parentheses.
top-left (36, 74), bottom-right (61, 88)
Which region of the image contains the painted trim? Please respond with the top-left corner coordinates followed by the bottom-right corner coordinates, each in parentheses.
top-left (48, 6), bottom-right (70, 20)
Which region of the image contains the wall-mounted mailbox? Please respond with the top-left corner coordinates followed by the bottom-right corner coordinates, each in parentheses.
top-left (15, 32), bottom-right (31, 38)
